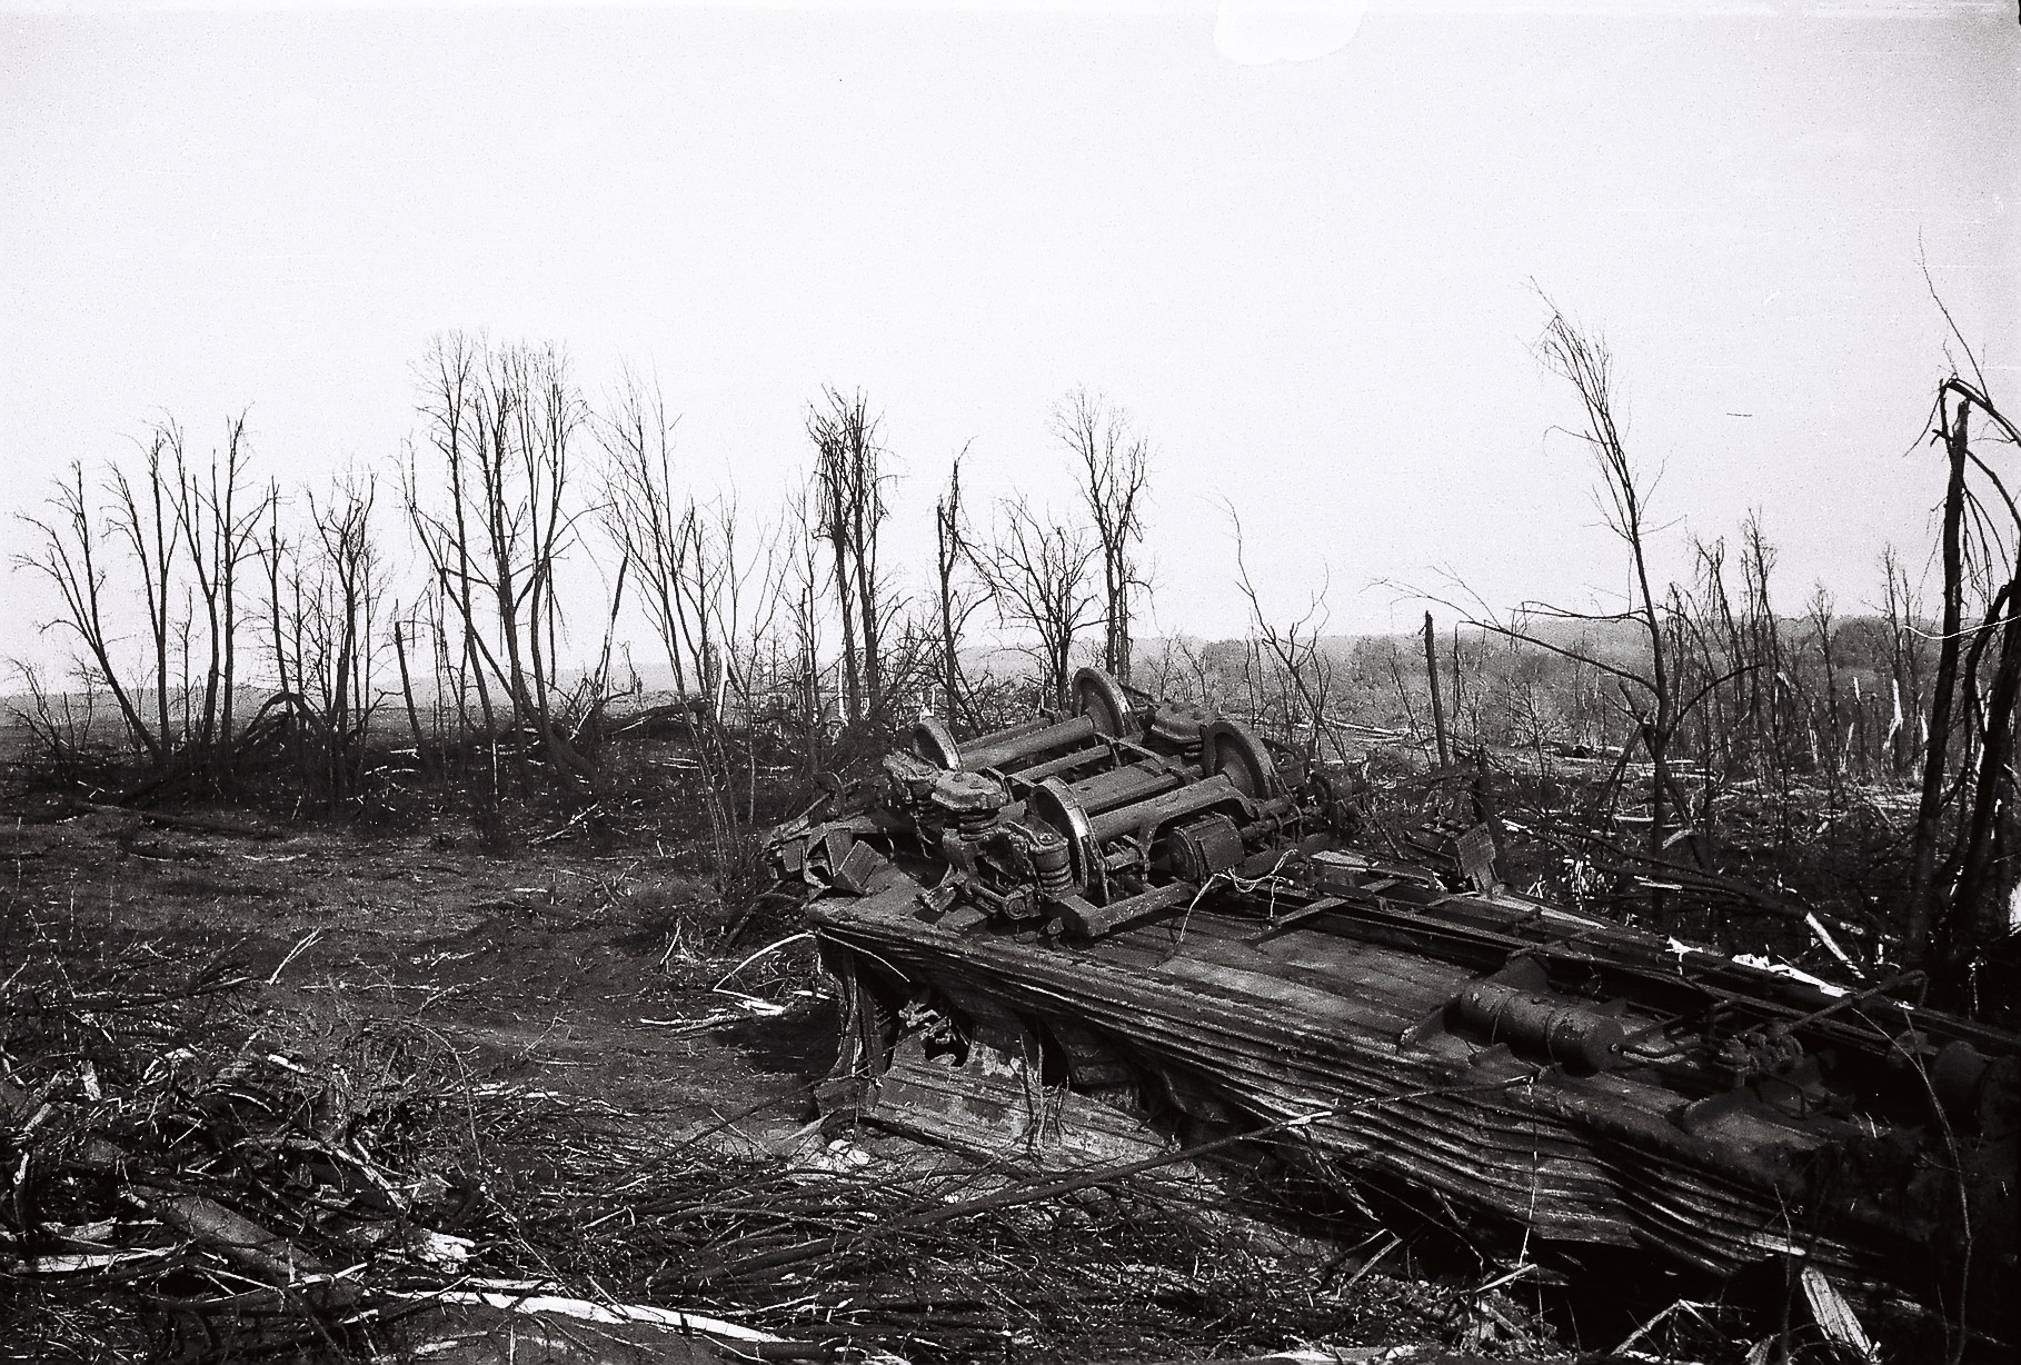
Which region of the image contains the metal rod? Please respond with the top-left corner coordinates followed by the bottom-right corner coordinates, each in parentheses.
top-left (963, 714), bottom-right (1098, 772)
top-left (1065, 761), bottom-right (1183, 814)
top-left (1088, 774), bottom-right (1237, 844)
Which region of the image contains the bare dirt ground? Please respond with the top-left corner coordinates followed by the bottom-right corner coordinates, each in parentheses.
top-left (0, 803), bottom-right (835, 1153)
top-left (0, 794), bottom-right (873, 1363)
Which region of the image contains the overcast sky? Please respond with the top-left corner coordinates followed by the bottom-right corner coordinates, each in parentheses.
top-left (2, 1), bottom-right (2015, 679)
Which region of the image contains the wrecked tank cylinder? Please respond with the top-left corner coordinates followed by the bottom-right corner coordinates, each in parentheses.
top-left (1453, 979), bottom-right (1627, 1074)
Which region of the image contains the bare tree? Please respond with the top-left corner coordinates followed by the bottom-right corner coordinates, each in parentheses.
top-left (264, 474), bottom-right (385, 803)
top-left (412, 333), bottom-right (495, 740)
top-left (1407, 305), bottom-right (1750, 873)
top-left (783, 486), bottom-right (829, 768)
top-left (110, 427), bottom-right (183, 757)
top-left (1056, 388), bottom-right (1150, 682)
top-left (406, 337), bottom-right (601, 790)
top-left (1737, 511), bottom-right (1791, 787)
top-left (599, 369), bottom-right (696, 697)
top-left (671, 493), bottom-right (788, 716)
top-left (5, 659), bottom-right (106, 777)
top-left (17, 416), bottom-right (270, 782)
top-left (172, 413), bottom-right (269, 773)
top-left (677, 495), bottom-right (794, 874)
top-left (1906, 374), bottom-right (2021, 983)
top-left (1676, 533), bottom-right (1741, 782)
top-left (1534, 305), bottom-right (1680, 858)
top-left (1806, 584), bottom-right (1844, 800)
top-left (809, 388), bottom-right (893, 723)
top-left (655, 484), bottom-right (797, 885)
top-left (1877, 543), bottom-right (1925, 776)
top-left (932, 451), bottom-right (990, 724)
top-left (983, 498), bottom-right (1099, 709)
top-left (594, 368), bottom-right (807, 876)
top-left (14, 460), bottom-right (163, 764)
top-left (1229, 506), bottom-right (1339, 760)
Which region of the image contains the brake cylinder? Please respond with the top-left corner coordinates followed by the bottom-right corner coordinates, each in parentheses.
top-left (1453, 980), bottom-right (1626, 1074)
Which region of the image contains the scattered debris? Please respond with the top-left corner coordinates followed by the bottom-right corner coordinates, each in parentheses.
top-left (1798, 1265), bottom-right (1876, 1362)
top-left (0, 956), bottom-right (827, 1363)
top-left (768, 667), bottom-right (2021, 1343)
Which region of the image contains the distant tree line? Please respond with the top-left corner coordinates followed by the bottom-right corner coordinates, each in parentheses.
top-left (8, 341), bottom-right (1152, 822)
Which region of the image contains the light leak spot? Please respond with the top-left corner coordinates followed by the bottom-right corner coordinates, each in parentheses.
top-left (1214, 0), bottom-right (1369, 66)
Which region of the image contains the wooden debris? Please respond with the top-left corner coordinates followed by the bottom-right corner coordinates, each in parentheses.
top-left (1798, 1266), bottom-right (1876, 1362)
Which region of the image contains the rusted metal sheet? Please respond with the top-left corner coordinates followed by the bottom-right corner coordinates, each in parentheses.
top-left (769, 668), bottom-right (2020, 1325)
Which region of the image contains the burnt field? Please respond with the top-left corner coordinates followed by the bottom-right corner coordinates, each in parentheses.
top-left (2, 695), bottom-right (2015, 1365)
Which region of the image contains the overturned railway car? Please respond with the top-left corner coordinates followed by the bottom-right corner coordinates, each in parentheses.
top-left (767, 669), bottom-right (2018, 1326)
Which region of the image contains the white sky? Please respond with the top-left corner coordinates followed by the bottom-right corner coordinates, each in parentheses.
top-left (2, 1), bottom-right (2016, 678)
